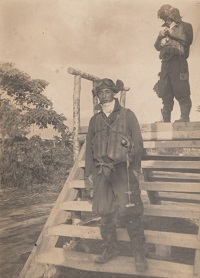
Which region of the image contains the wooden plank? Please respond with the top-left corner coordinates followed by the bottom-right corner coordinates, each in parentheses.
top-left (68, 67), bottom-right (100, 82)
top-left (148, 171), bottom-right (200, 179)
top-left (146, 171), bottom-right (200, 183)
top-left (79, 122), bottom-right (200, 134)
top-left (194, 223), bottom-right (200, 276)
top-left (142, 130), bottom-right (200, 141)
top-left (59, 201), bottom-right (200, 219)
top-left (70, 180), bottom-right (200, 194)
top-left (159, 192), bottom-right (200, 201)
top-left (36, 248), bottom-right (194, 278)
top-left (69, 180), bottom-right (200, 200)
top-left (156, 245), bottom-right (171, 258)
top-left (140, 122), bottom-right (200, 133)
top-left (68, 179), bottom-right (91, 189)
top-left (77, 134), bottom-right (200, 148)
top-left (79, 160), bottom-right (200, 171)
top-left (142, 155), bottom-right (200, 161)
top-left (143, 140), bottom-right (200, 149)
top-left (48, 224), bottom-right (200, 249)
top-left (142, 160), bottom-right (200, 170)
top-left (78, 160), bottom-right (86, 168)
top-left (140, 181), bottom-right (200, 193)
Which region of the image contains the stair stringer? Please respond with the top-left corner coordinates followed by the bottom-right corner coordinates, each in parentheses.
top-left (19, 142), bottom-right (86, 278)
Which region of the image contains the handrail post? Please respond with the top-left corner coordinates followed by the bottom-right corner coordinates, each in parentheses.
top-left (119, 90), bottom-right (126, 108)
top-left (92, 81), bottom-right (99, 114)
top-left (73, 75), bottom-right (81, 160)
top-left (119, 88), bottom-right (130, 108)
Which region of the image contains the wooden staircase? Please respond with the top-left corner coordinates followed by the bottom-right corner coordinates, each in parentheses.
top-left (19, 68), bottom-right (200, 278)
top-left (19, 122), bottom-right (200, 278)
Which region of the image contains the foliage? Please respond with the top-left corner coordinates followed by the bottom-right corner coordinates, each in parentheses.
top-left (0, 62), bottom-right (73, 188)
top-left (0, 136), bottom-right (73, 188)
top-left (0, 98), bottom-right (28, 139)
top-left (0, 62), bottom-right (68, 136)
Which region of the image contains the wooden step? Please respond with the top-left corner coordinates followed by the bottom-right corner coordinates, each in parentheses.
top-left (59, 201), bottom-right (200, 219)
top-left (78, 135), bottom-right (200, 149)
top-left (159, 192), bottom-right (200, 202)
top-left (78, 160), bottom-right (200, 171)
top-left (68, 179), bottom-right (91, 189)
top-left (142, 155), bottom-right (200, 161)
top-left (69, 179), bottom-right (200, 193)
top-left (47, 224), bottom-right (200, 249)
top-left (79, 122), bottom-right (200, 134)
top-left (140, 181), bottom-right (200, 192)
top-left (146, 171), bottom-right (200, 182)
top-left (140, 122), bottom-right (200, 132)
top-left (35, 248), bottom-right (194, 278)
top-left (142, 160), bottom-right (200, 170)
top-left (143, 140), bottom-right (200, 149)
top-left (142, 131), bottom-right (200, 141)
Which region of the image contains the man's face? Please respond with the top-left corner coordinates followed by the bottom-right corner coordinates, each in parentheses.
top-left (163, 17), bottom-right (173, 27)
top-left (97, 88), bottom-right (115, 104)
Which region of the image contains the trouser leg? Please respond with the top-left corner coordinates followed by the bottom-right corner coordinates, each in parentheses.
top-left (110, 165), bottom-right (148, 272)
top-left (161, 79), bottom-right (174, 122)
top-left (170, 56), bottom-right (192, 122)
top-left (175, 96), bottom-right (192, 122)
top-left (95, 212), bottom-right (120, 264)
top-left (159, 61), bottom-right (174, 122)
top-left (92, 167), bottom-right (119, 264)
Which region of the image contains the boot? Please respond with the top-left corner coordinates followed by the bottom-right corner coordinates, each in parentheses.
top-left (155, 109), bottom-right (171, 123)
top-left (94, 234), bottom-right (120, 264)
top-left (132, 241), bottom-right (148, 272)
top-left (134, 248), bottom-right (148, 272)
top-left (174, 104), bottom-right (191, 122)
top-left (161, 108), bottom-right (171, 122)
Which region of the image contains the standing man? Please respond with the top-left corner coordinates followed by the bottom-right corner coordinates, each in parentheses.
top-left (154, 4), bottom-right (193, 122)
top-left (85, 78), bottom-right (148, 272)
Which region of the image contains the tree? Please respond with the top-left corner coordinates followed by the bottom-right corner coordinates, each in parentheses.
top-left (0, 62), bottom-right (73, 188)
top-left (0, 62), bottom-right (68, 137)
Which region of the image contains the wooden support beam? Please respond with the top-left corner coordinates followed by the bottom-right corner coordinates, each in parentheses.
top-left (73, 75), bottom-right (81, 159)
top-left (68, 67), bottom-right (100, 82)
top-left (19, 143), bottom-right (86, 278)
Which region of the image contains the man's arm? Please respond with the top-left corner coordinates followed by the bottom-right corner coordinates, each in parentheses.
top-left (154, 30), bottom-right (166, 51)
top-left (166, 22), bottom-right (193, 46)
top-left (85, 116), bottom-right (95, 177)
top-left (127, 110), bottom-right (143, 173)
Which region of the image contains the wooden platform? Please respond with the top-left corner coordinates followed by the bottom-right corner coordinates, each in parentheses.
top-left (19, 122), bottom-right (200, 278)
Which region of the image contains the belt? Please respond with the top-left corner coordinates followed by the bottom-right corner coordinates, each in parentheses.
top-left (95, 159), bottom-right (116, 175)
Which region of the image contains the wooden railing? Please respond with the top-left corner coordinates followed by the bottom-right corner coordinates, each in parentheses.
top-left (67, 67), bottom-right (129, 159)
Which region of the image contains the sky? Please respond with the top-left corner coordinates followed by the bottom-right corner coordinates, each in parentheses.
top-left (0, 0), bottom-right (200, 134)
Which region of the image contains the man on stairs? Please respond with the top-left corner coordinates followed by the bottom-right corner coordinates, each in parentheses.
top-left (154, 4), bottom-right (193, 122)
top-left (85, 78), bottom-right (148, 272)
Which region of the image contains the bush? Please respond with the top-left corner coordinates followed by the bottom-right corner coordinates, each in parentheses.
top-left (0, 135), bottom-right (73, 188)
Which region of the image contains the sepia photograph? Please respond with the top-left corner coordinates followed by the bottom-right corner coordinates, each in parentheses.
top-left (0, 0), bottom-right (200, 278)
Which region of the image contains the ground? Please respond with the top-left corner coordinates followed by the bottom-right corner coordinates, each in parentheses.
top-left (0, 182), bottom-right (198, 278)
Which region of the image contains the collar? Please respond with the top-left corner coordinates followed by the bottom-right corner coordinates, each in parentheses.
top-left (95, 98), bottom-right (121, 112)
